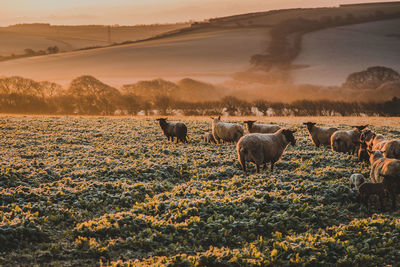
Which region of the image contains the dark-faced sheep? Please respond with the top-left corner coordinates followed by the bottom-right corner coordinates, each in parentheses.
top-left (349, 173), bottom-right (365, 190)
top-left (211, 116), bottom-right (244, 144)
top-left (358, 142), bottom-right (369, 163)
top-left (236, 128), bottom-right (296, 173)
top-left (331, 125), bottom-right (368, 154)
top-left (203, 132), bottom-right (216, 144)
top-left (368, 150), bottom-right (400, 210)
top-left (243, 120), bottom-right (281, 134)
top-left (303, 122), bottom-right (338, 147)
top-left (360, 130), bottom-right (386, 150)
top-left (358, 182), bottom-right (385, 210)
top-left (156, 118), bottom-right (188, 144)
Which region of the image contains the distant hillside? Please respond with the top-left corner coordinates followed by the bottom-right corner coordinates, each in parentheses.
top-left (1, 2), bottom-right (400, 91)
top-left (0, 23), bottom-right (190, 57)
top-left (292, 18), bottom-right (400, 85)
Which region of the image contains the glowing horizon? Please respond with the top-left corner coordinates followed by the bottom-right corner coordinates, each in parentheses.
top-left (1, 0), bottom-right (394, 26)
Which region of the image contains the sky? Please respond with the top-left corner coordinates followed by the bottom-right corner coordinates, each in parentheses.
top-left (0, 0), bottom-right (393, 26)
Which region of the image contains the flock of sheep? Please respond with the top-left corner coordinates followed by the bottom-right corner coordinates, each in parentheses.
top-left (156, 117), bottom-right (400, 211)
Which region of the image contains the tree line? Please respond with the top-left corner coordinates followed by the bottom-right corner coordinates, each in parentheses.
top-left (0, 75), bottom-right (399, 116)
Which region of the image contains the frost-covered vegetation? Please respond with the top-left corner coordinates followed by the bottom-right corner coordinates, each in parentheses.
top-left (0, 116), bottom-right (400, 265)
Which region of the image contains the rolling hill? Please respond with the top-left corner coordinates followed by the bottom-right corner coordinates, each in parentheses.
top-left (292, 18), bottom-right (400, 85)
top-left (0, 23), bottom-right (190, 57)
top-left (1, 2), bottom-right (400, 88)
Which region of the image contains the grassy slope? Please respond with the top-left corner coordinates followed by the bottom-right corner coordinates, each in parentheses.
top-left (0, 116), bottom-right (399, 265)
top-left (1, 3), bottom-right (400, 86)
top-left (0, 28), bottom-right (269, 86)
top-left (292, 18), bottom-right (400, 86)
top-left (0, 24), bottom-right (190, 56)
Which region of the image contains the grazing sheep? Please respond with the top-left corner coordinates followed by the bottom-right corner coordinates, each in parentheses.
top-left (360, 130), bottom-right (386, 150)
top-left (211, 116), bottom-right (244, 144)
top-left (203, 132), bottom-right (216, 144)
top-left (349, 173), bottom-right (365, 190)
top-left (303, 122), bottom-right (338, 147)
top-left (369, 150), bottom-right (400, 209)
top-left (382, 140), bottom-right (400, 159)
top-left (243, 120), bottom-right (281, 134)
top-left (236, 129), bottom-right (296, 173)
top-left (156, 118), bottom-right (188, 144)
top-left (358, 142), bottom-right (369, 163)
top-left (358, 182), bottom-right (385, 210)
top-left (331, 125), bottom-right (368, 154)
top-left (361, 130), bottom-right (400, 159)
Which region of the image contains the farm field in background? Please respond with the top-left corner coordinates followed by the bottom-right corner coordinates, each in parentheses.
top-left (0, 115), bottom-right (400, 265)
top-left (0, 23), bottom-right (190, 57)
top-left (292, 18), bottom-right (400, 85)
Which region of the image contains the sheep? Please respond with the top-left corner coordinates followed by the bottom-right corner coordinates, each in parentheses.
top-left (382, 140), bottom-right (400, 159)
top-left (360, 130), bottom-right (400, 159)
top-left (211, 116), bottom-right (244, 144)
top-left (156, 118), bottom-right (188, 144)
top-left (243, 120), bottom-right (281, 134)
top-left (203, 132), bottom-right (216, 144)
top-left (330, 125), bottom-right (368, 154)
top-left (349, 173), bottom-right (365, 190)
top-left (368, 150), bottom-right (400, 210)
top-left (358, 182), bottom-right (385, 210)
top-left (303, 122), bottom-right (338, 147)
top-left (236, 128), bottom-right (296, 173)
top-left (358, 142), bottom-right (369, 163)
top-left (360, 129), bottom-right (386, 150)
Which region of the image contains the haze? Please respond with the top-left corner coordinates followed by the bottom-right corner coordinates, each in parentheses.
top-left (1, 0), bottom-right (391, 26)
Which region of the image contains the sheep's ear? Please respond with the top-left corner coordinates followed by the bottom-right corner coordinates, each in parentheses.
top-left (290, 129), bottom-right (297, 133)
top-left (367, 149), bottom-right (374, 154)
top-left (217, 116), bottom-right (221, 120)
top-left (210, 117), bottom-right (214, 120)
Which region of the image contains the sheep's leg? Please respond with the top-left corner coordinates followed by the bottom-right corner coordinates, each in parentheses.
top-left (176, 137), bottom-right (179, 144)
top-left (314, 140), bottom-right (320, 147)
top-left (391, 192), bottom-right (396, 211)
top-left (263, 163), bottom-right (267, 170)
top-left (378, 194), bottom-right (384, 211)
top-left (238, 150), bottom-right (246, 172)
top-left (256, 165), bottom-right (260, 173)
top-left (270, 163), bottom-right (274, 172)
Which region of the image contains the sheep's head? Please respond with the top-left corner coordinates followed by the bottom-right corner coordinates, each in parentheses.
top-left (352, 125), bottom-right (368, 132)
top-left (156, 118), bottom-right (168, 127)
top-left (303, 122), bottom-right (316, 131)
top-left (360, 129), bottom-right (375, 143)
top-left (210, 116), bottom-right (221, 123)
top-left (282, 129), bottom-right (297, 146)
top-left (243, 120), bottom-right (256, 128)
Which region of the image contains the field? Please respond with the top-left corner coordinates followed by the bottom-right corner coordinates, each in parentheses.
top-left (292, 18), bottom-right (400, 86)
top-left (1, 115), bottom-right (400, 265)
top-left (0, 24), bottom-right (190, 57)
top-left (0, 28), bottom-right (268, 86)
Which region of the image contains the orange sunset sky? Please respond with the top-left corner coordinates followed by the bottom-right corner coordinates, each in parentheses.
top-left (1, 0), bottom-right (393, 26)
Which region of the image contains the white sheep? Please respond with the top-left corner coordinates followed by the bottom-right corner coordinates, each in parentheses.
top-left (382, 140), bottom-right (400, 159)
top-left (243, 120), bottom-right (281, 134)
top-left (303, 122), bottom-right (338, 147)
top-left (369, 150), bottom-right (400, 210)
top-left (331, 125), bottom-right (368, 154)
top-left (349, 173), bottom-right (365, 190)
top-left (211, 116), bottom-right (244, 144)
top-left (236, 128), bottom-right (296, 173)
